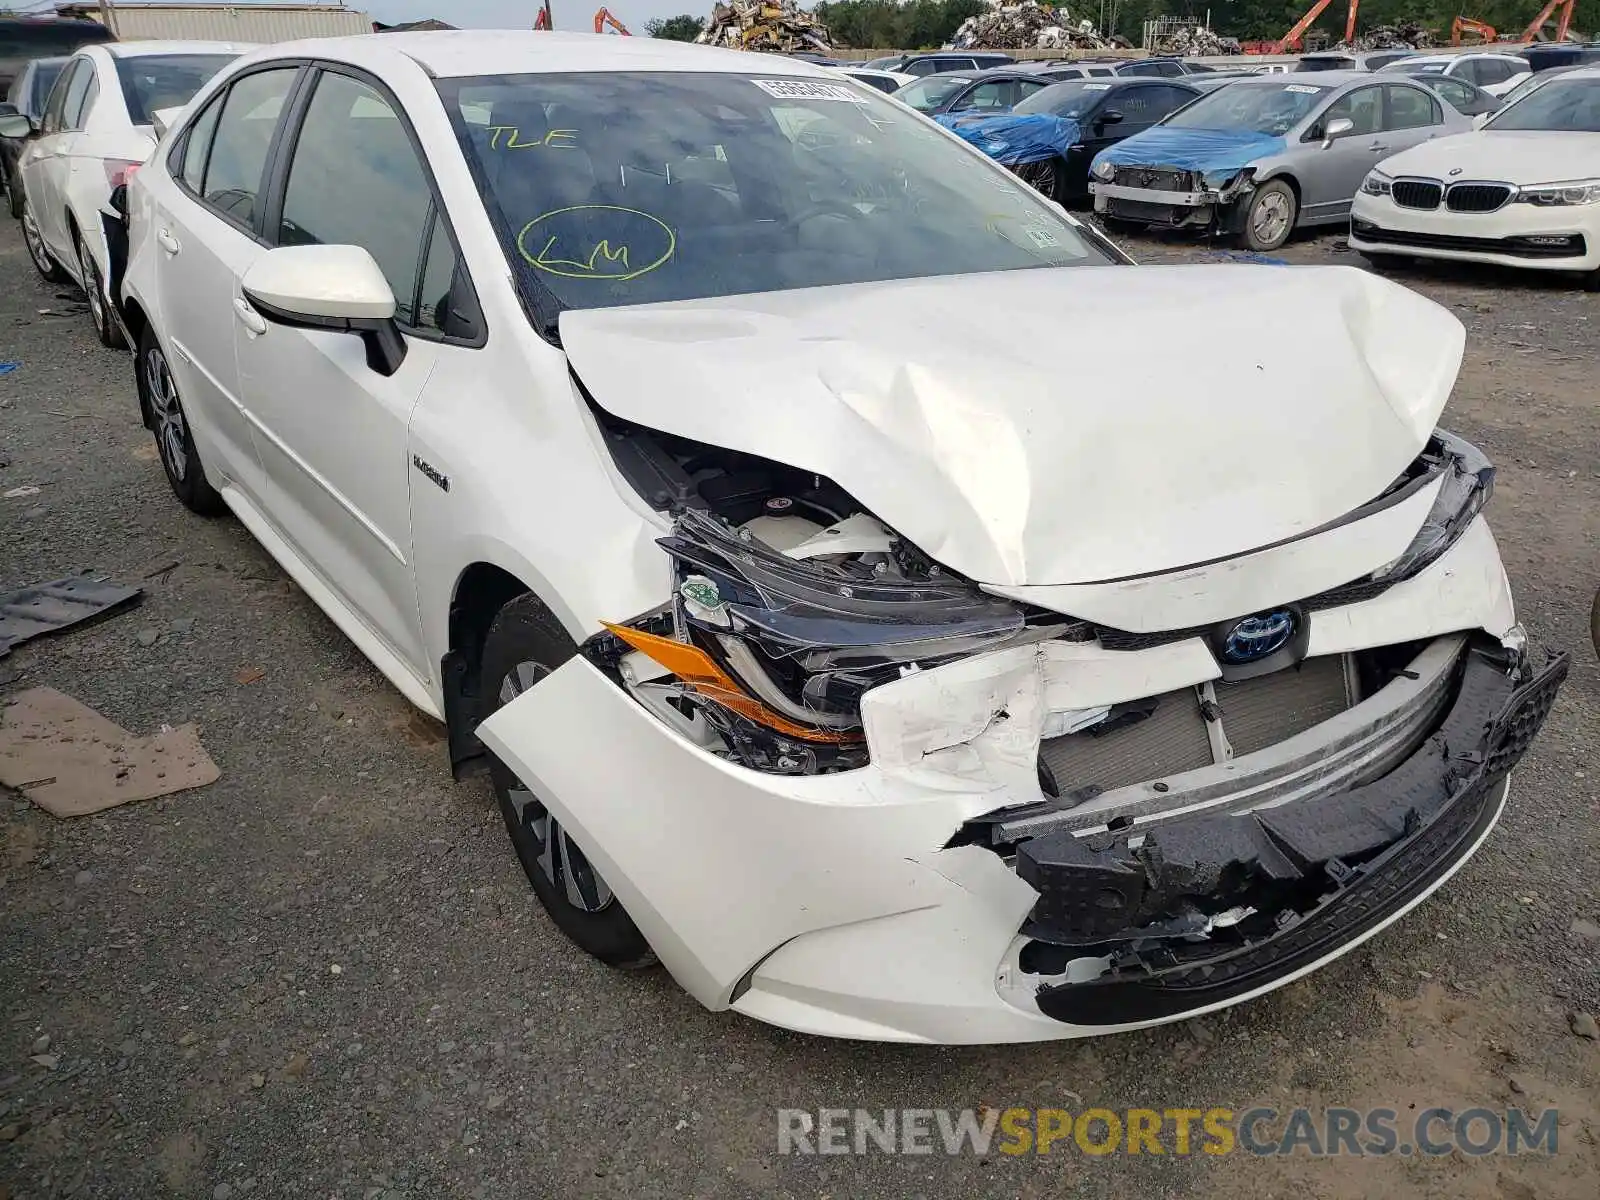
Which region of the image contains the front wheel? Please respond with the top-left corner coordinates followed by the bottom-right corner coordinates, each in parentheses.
top-left (1590, 587), bottom-right (1599, 660)
top-left (1359, 251), bottom-right (1413, 272)
top-left (2, 165), bottom-right (22, 220)
top-left (481, 593), bottom-right (655, 970)
top-left (1015, 157), bottom-right (1063, 202)
top-left (21, 199), bottom-right (66, 283)
top-left (1238, 180), bottom-right (1298, 252)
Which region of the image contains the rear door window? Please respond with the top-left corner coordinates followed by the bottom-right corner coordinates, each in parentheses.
top-left (55, 56), bottom-right (92, 131)
top-left (197, 67), bottom-right (298, 227)
top-left (1384, 83), bottom-right (1441, 130)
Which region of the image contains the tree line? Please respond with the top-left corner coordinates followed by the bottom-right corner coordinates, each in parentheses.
top-left (647, 1), bottom-right (1598, 49)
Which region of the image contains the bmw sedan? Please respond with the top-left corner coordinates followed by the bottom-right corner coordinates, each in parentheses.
top-left (115, 32), bottom-right (1565, 1044)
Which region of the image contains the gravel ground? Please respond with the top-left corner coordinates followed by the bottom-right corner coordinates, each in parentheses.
top-left (1, 216), bottom-right (1597, 1200)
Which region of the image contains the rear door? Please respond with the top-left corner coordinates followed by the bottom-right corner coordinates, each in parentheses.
top-left (150, 63), bottom-right (303, 498)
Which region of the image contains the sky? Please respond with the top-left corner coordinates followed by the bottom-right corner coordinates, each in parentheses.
top-left (66, 0), bottom-right (709, 36)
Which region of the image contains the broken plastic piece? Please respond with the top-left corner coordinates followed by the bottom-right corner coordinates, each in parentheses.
top-left (0, 574), bottom-right (142, 658)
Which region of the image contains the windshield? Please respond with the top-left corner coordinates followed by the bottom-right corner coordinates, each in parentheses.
top-left (1164, 79), bottom-right (1326, 134)
top-left (1485, 75), bottom-right (1600, 131)
top-left (440, 71), bottom-right (1112, 332)
top-left (863, 56), bottom-right (903, 71)
top-left (1497, 67), bottom-right (1569, 109)
top-left (29, 59), bottom-right (64, 112)
top-left (1383, 60), bottom-right (1446, 75)
top-left (115, 53), bottom-right (235, 125)
top-left (1013, 80), bottom-right (1114, 118)
top-left (894, 74), bottom-right (970, 112)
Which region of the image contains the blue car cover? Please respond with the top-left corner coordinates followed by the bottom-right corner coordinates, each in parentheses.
top-left (1090, 126), bottom-right (1286, 178)
top-left (935, 112), bottom-right (1083, 167)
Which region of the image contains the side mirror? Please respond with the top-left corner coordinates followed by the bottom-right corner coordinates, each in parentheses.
top-left (241, 245), bottom-right (407, 377)
top-left (0, 102), bottom-right (17, 119)
top-left (1472, 111), bottom-right (1493, 128)
top-left (109, 183), bottom-right (129, 218)
top-left (1097, 108), bottom-right (1125, 127)
top-left (0, 111), bottom-right (36, 140)
top-left (1322, 116), bottom-right (1355, 147)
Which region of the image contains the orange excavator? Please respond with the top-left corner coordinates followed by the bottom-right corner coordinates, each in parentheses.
top-left (1451, 16), bottom-right (1497, 45)
top-left (1272, 0), bottom-right (1361, 53)
top-left (594, 7), bottom-right (631, 35)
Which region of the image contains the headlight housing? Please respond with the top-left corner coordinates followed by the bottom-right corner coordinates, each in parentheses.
top-left (1515, 178), bottom-right (1600, 206)
top-left (1360, 170), bottom-right (1393, 197)
top-left (1369, 430), bottom-right (1494, 583)
top-left (1200, 167), bottom-right (1243, 191)
top-left (589, 508), bottom-right (1064, 775)
top-left (1090, 158), bottom-right (1114, 181)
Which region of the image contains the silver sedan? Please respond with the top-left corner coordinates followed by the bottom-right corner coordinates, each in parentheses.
top-left (1088, 72), bottom-right (1473, 251)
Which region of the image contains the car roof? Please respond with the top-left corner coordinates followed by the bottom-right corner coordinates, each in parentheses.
top-left (250, 30), bottom-right (833, 80)
top-left (99, 40), bottom-right (254, 59)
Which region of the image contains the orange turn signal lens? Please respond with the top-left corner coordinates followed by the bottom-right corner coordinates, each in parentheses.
top-left (602, 622), bottom-right (863, 744)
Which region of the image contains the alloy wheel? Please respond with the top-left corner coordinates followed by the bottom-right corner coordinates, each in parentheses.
top-left (1017, 158), bottom-right (1060, 201)
top-left (497, 660), bottom-right (613, 913)
top-left (1251, 192), bottom-right (1291, 247)
top-left (144, 345), bottom-right (189, 481)
top-left (78, 241), bottom-right (108, 337)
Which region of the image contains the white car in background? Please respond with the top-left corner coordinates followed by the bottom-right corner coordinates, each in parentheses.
top-left (1379, 52), bottom-right (1531, 98)
top-left (117, 32), bottom-right (1566, 1044)
top-left (1352, 67), bottom-right (1600, 287)
top-left (832, 65), bottom-right (913, 94)
top-left (0, 40), bottom-right (243, 347)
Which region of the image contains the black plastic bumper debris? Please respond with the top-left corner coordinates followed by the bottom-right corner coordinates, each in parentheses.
top-left (1019, 638), bottom-right (1568, 1025)
top-left (0, 575), bottom-right (143, 659)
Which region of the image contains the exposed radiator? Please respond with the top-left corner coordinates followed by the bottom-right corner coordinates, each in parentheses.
top-left (1040, 655), bottom-right (1353, 795)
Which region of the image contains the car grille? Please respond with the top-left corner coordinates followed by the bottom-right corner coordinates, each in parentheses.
top-left (1445, 183), bottom-right (1512, 213)
top-left (1113, 166), bottom-right (1191, 191)
top-left (1391, 180), bottom-right (1442, 209)
top-left (1038, 655), bottom-right (1351, 794)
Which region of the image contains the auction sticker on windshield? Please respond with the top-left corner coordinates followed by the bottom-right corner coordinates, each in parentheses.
top-left (1284, 84), bottom-right (1324, 94)
top-left (1083, 83), bottom-right (1112, 90)
top-left (751, 78), bottom-right (866, 103)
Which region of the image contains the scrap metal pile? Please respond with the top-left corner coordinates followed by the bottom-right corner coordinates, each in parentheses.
top-left (1337, 22), bottom-right (1436, 50)
top-left (949, 2), bottom-right (1115, 51)
top-left (696, 1), bottom-right (833, 52)
top-left (1150, 25), bottom-right (1241, 55)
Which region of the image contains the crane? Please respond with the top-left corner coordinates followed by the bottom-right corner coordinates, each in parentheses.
top-left (594, 7), bottom-right (630, 35)
top-left (1522, 0), bottom-right (1576, 42)
top-left (1272, 0), bottom-right (1360, 54)
top-left (534, 3), bottom-right (551, 31)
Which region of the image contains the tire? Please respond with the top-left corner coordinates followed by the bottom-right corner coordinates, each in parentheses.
top-left (1590, 586), bottom-right (1600, 660)
top-left (1238, 180), bottom-right (1297, 252)
top-left (21, 198), bottom-right (67, 283)
top-left (136, 325), bottom-right (225, 515)
top-left (480, 593), bottom-right (656, 969)
top-left (1360, 251), bottom-right (1413, 272)
top-left (77, 235), bottom-right (126, 350)
top-left (1016, 157), bottom-right (1063, 202)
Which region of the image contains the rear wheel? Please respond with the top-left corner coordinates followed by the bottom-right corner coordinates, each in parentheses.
top-left (21, 199), bottom-right (66, 282)
top-left (1239, 180), bottom-right (1297, 252)
top-left (137, 325), bottom-right (224, 515)
top-left (77, 235), bottom-right (125, 350)
top-left (480, 594), bottom-right (655, 969)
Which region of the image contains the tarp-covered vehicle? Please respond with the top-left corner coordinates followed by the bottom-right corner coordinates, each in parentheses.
top-left (1089, 71), bottom-right (1471, 250)
top-left (937, 77), bottom-right (1204, 201)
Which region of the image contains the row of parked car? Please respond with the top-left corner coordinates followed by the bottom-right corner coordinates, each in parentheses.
top-left (833, 46), bottom-right (1599, 282)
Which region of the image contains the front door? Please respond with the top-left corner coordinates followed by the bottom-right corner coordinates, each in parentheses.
top-left (234, 67), bottom-right (447, 679)
top-left (1299, 84), bottom-right (1386, 220)
top-left (21, 55), bottom-right (87, 258)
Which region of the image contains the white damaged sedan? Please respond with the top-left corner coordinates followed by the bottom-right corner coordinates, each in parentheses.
top-left (117, 32), bottom-right (1568, 1043)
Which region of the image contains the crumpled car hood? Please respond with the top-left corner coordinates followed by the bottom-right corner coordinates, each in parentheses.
top-left (561, 263), bottom-right (1464, 587)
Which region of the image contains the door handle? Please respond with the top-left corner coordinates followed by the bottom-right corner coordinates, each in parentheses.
top-left (156, 228), bottom-right (181, 255)
top-left (232, 298), bottom-right (268, 336)
top-left (1368, 142), bottom-right (1389, 153)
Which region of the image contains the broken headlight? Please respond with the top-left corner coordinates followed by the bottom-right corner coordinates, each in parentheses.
top-left (1371, 430), bottom-right (1495, 583)
top-left (589, 508), bottom-right (1045, 774)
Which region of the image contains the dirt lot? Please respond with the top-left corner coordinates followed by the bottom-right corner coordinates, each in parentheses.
top-left (1, 216), bottom-right (1597, 1200)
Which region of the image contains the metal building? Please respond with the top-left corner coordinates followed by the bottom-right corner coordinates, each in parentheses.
top-left (53, 4), bottom-right (375, 43)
